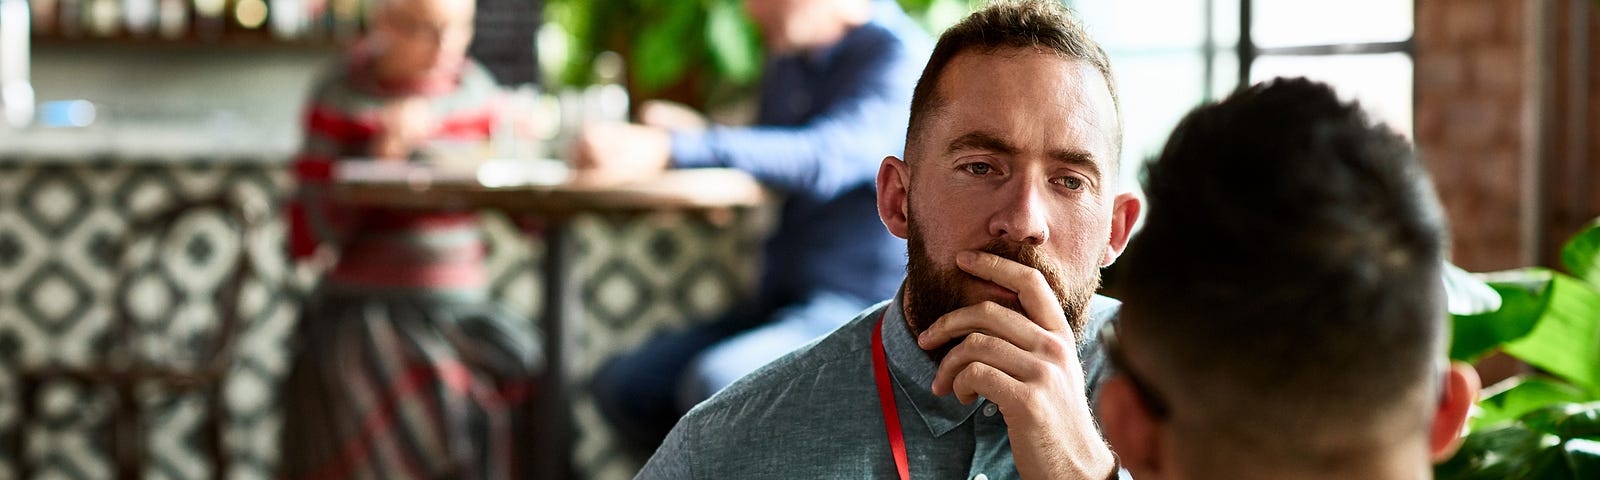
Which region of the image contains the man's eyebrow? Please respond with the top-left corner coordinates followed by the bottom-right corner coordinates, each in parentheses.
top-left (1050, 149), bottom-right (1103, 180)
top-left (946, 132), bottom-right (1018, 156)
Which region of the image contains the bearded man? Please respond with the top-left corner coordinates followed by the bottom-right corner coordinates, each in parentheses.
top-left (636, 1), bottom-right (1139, 478)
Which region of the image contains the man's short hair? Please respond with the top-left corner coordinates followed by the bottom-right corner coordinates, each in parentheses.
top-left (905, 0), bottom-right (1122, 163)
top-left (1118, 78), bottom-right (1448, 465)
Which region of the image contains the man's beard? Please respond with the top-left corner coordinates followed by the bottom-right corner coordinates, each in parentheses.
top-left (903, 216), bottom-right (1100, 359)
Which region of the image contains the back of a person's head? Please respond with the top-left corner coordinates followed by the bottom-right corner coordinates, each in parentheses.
top-left (1118, 78), bottom-right (1448, 474)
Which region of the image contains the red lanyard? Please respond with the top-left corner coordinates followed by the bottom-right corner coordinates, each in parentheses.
top-left (872, 313), bottom-right (912, 480)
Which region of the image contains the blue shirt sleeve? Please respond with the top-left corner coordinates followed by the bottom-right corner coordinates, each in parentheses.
top-left (669, 24), bottom-right (925, 201)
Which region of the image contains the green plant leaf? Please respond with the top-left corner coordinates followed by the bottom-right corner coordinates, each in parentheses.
top-left (1521, 403), bottom-right (1600, 438)
top-left (1450, 269), bottom-right (1553, 362)
top-left (1446, 262), bottom-right (1503, 316)
top-left (705, 0), bottom-right (762, 86)
top-left (1566, 439), bottom-right (1600, 478)
top-left (545, 0), bottom-right (598, 87)
top-left (1502, 272), bottom-right (1600, 393)
top-left (1561, 219), bottom-right (1600, 291)
top-left (1560, 407), bottom-right (1600, 439)
top-left (918, 0), bottom-right (975, 33)
top-left (1436, 425), bottom-right (1559, 480)
top-left (1520, 402), bottom-right (1600, 440)
top-left (631, 0), bottom-right (700, 93)
top-left (1522, 441), bottom-right (1576, 479)
top-left (1473, 377), bottom-right (1596, 431)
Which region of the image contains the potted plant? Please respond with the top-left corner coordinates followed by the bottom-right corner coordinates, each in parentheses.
top-left (539, 0), bottom-right (979, 108)
top-left (1435, 219), bottom-right (1600, 478)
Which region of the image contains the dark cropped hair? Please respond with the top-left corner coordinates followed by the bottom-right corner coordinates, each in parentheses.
top-left (1119, 78), bottom-right (1448, 463)
top-left (906, 0), bottom-right (1121, 161)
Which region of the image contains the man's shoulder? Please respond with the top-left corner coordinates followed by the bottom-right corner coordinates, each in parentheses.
top-left (639, 301), bottom-right (892, 477)
top-left (653, 301), bottom-right (891, 470)
top-left (693, 300), bottom-right (888, 413)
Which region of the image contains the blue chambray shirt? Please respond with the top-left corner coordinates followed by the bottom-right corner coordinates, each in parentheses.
top-left (637, 289), bottom-right (1121, 479)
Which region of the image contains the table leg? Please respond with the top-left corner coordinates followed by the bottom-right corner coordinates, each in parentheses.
top-left (537, 220), bottom-right (577, 479)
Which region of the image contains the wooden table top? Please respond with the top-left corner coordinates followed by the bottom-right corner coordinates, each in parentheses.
top-left (335, 162), bottom-right (767, 217)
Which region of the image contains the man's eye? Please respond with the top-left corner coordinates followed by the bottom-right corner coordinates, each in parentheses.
top-left (1055, 176), bottom-right (1084, 190)
top-left (962, 163), bottom-right (993, 175)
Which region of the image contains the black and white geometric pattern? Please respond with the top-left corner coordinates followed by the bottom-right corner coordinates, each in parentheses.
top-left (0, 158), bottom-right (763, 480)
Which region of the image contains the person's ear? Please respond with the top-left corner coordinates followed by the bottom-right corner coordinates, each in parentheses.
top-left (1101, 192), bottom-right (1141, 266)
top-left (877, 156), bottom-right (911, 239)
top-left (1098, 376), bottom-right (1163, 478)
top-left (1431, 362), bottom-right (1482, 463)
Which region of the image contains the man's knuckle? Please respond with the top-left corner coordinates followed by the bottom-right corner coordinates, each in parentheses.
top-left (1037, 336), bottom-right (1068, 360)
top-left (1018, 358), bottom-right (1046, 380)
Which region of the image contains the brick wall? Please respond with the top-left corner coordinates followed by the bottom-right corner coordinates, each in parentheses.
top-left (1415, 0), bottom-right (1533, 271)
top-left (1416, 0), bottom-right (1600, 271)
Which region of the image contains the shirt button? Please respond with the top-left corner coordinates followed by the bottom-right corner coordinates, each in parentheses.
top-left (973, 474), bottom-right (989, 480)
top-left (982, 403), bottom-right (998, 417)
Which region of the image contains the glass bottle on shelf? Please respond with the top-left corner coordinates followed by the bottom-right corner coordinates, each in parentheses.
top-left (328, 0), bottom-right (358, 40)
top-left (233, 0), bottom-right (267, 30)
top-left (57, 0), bottom-right (84, 37)
top-left (125, 0), bottom-right (158, 36)
top-left (194, 0), bottom-right (229, 40)
top-left (268, 0), bottom-right (304, 39)
top-left (31, 0), bottom-right (60, 36)
top-left (156, 0), bottom-right (187, 39)
top-left (87, 0), bottom-right (122, 37)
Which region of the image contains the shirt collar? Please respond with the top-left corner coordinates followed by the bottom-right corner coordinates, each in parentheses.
top-left (880, 287), bottom-right (984, 437)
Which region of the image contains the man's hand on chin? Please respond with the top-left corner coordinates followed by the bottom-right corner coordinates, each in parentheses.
top-left (916, 250), bottom-right (1118, 480)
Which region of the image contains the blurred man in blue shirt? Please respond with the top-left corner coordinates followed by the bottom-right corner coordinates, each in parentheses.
top-left (570, 0), bottom-right (932, 453)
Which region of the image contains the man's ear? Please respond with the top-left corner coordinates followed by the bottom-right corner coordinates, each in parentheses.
top-left (877, 156), bottom-right (911, 239)
top-left (1431, 362), bottom-right (1482, 463)
top-left (1101, 192), bottom-right (1142, 266)
top-left (1098, 376), bottom-right (1163, 478)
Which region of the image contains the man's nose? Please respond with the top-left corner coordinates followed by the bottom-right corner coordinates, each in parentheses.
top-left (988, 180), bottom-right (1049, 245)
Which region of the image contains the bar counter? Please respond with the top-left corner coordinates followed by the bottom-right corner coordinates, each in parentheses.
top-left (0, 149), bottom-right (766, 479)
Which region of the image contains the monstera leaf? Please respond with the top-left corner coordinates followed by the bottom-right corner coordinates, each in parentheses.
top-left (1438, 403), bottom-right (1600, 480)
top-left (1440, 220), bottom-right (1600, 478)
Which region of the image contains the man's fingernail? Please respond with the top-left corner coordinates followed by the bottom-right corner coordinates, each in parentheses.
top-left (958, 251), bottom-right (976, 265)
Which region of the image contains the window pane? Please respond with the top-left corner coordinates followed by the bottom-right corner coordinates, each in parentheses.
top-left (1112, 53), bottom-right (1208, 189)
top-left (1075, 0), bottom-right (1207, 51)
top-left (1250, 53), bottom-right (1414, 138)
top-left (1253, 0), bottom-right (1412, 48)
top-left (1212, 0), bottom-right (1240, 50)
top-left (1211, 51), bottom-right (1238, 99)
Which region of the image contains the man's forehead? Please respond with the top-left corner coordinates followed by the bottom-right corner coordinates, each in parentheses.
top-left (926, 50), bottom-right (1119, 162)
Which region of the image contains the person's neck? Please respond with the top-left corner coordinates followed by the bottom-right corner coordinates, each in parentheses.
top-left (1191, 448), bottom-right (1432, 480)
